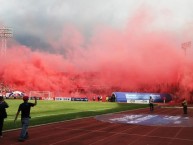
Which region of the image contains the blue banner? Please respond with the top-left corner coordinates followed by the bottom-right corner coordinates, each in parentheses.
top-left (112, 92), bottom-right (172, 103)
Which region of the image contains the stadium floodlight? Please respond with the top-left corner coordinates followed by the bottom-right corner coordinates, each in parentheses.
top-left (181, 41), bottom-right (191, 56)
top-left (0, 27), bottom-right (13, 56)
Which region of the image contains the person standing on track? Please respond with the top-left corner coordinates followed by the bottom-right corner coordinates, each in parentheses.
top-left (149, 96), bottom-right (154, 112)
top-left (182, 98), bottom-right (188, 114)
top-left (0, 96), bottom-right (9, 138)
top-left (14, 96), bottom-right (37, 142)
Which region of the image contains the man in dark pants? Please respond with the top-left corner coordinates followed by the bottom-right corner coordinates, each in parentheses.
top-left (149, 96), bottom-right (154, 112)
top-left (182, 98), bottom-right (187, 114)
top-left (0, 96), bottom-right (9, 138)
top-left (14, 96), bottom-right (37, 142)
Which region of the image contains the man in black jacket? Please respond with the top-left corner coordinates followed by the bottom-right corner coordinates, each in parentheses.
top-left (0, 96), bottom-right (9, 138)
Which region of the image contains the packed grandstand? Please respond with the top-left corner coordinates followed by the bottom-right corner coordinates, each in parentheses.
top-left (1, 80), bottom-right (193, 103)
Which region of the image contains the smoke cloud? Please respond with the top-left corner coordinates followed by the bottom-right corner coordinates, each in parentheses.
top-left (0, 5), bottom-right (193, 101)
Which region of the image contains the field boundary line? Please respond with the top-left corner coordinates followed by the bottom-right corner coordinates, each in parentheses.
top-left (4, 106), bottom-right (149, 133)
top-left (5, 108), bottom-right (112, 121)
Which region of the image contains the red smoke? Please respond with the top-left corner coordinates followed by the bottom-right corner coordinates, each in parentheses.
top-left (0, 11), bottom-right (193, 101)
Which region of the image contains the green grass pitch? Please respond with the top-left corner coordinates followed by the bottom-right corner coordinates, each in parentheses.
top-left (3, 99), bottom-right (148, 131)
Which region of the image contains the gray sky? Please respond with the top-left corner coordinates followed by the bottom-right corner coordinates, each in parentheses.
top-left (0, 0), bottom-right (193, 50)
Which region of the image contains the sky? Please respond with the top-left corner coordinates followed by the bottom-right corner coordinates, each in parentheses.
top-left (0, 0), bottom-right (193, 98)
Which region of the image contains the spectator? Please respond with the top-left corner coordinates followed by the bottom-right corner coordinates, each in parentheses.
top-left (106, 96), bottom-right (109, 102)
top-left (14, 96), bottom-right (37, 142)
top-left (100, 96), bottom-right (103, 102)
top-left (97, 96), bottom-right (100, 101)
top-left (0, 96), bottom-right (9, 138)
top-left (149, 96), bottom-right (154, 112)
top-left (182, 98), bottom-right (187, 114)
top-left (93, 96), bottom-right (96, 101)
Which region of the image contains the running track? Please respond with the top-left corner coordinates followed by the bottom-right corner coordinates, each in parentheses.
top-left (1, 106), bottom-right (193, 145)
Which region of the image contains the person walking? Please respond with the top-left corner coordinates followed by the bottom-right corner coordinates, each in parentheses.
top-left (182, 98), bottom-right (188, 114)
top-left (14, 96), bottom-right (37, 142)
top-left (149, 96), bottom-right (154, 112)
top-left (0, 96), bottom-right (9, 138)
